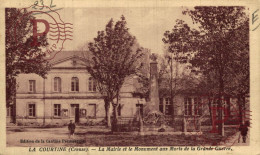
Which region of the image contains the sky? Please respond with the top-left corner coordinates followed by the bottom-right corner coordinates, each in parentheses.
top-left (35, 7), bottom-right (196, 55)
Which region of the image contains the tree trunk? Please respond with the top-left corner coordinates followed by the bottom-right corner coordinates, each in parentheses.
top-left (208, 96), bottom-right (213, 126)
top-left (138, 107), bottom-right (143, 133)
top-left (8, 77), bottom-right (17, 124)
top-left (242, 95), bottom-right (246, 124)
top-left (107, 110), bottom-right (111, 128)
top-left (170, 54), bottom-right (174, 121)
top-left (104, 97), bottom-right (111, 128)
top-left (237, 95), bottom-right (243, 124)
top-left (238, 94), bottom-right (247, 125)
top-left (111, 91), bottom-right (121, 132)
top-left (111, 92), bottom-right (119, 132)
top-left (218, 73), bottom-right (224, 136)
top-left (113, 104), bottom-right (118, 120)
top-left (112, 103), bottom-right (118, 132)
top-left (218, 96), bottom-right (224, 136)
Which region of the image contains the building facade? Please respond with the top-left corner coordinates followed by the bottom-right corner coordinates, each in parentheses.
top-left (159, 93), bottom-right (250, 131)
top-left (8, 51), bottom-right (250, 128)
top-left (13, 52), bottom-right (143, 126)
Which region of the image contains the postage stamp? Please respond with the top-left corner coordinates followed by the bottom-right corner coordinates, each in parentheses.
top-left (1, 0), bottom-right (260, 155)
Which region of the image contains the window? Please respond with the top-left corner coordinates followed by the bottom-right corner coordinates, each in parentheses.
top-left (29, 80), bottom-right (36, 93)
top-left (159, 98), bottom-right (172, 115)
top-left (184, 97), bottom-right (192, 115)
top-left (88, 77), bottom-right (97, 92)
top-left (194, 97), bottom-right (202, 115)
top-left (28, 104), bottom-right (36, 117)
top-left (165, 98), bottom-right (172, 115)
top-left (54, 77), bottom-right (61, 92)
top-left (54, 104), bottom-right (61, 117)
top-left (71, 77), bottom-right (79, 92)
top-left (88, 104), bottom-right (96, 118)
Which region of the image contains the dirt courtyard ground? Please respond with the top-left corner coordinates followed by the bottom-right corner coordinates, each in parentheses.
top-left (6, 126), bottom-right (249, 147)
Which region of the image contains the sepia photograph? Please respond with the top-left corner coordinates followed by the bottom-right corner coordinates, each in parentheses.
top-left (5, 4), bottom-right (251, 148)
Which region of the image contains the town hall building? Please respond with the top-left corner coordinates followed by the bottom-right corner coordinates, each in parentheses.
top-left (11, 51), bottom-right (144, 126)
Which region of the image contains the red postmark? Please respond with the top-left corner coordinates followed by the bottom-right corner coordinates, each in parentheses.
top-left (11, 5), bottom-right (73, 60)
top-left (187, 94), bottom-right (251, 146)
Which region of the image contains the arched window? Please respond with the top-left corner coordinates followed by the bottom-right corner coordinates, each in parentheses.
top-left (54, 77), bottom-right (61, 92)
top-left (88, 77), bottom-right (96, 92)
top-left (71, 77), bottom-right (79, 92)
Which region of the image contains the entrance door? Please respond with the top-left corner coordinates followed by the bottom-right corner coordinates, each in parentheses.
top-left (71, 104), bottom-right (79, 123)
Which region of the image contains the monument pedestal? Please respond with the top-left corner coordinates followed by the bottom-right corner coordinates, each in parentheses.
top-left (142, 54), bottom-right (165, 130)
top-left (146, 54), bottom-right (160, 113)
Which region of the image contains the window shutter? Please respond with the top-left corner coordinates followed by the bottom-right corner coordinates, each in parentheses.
top-left (34, 103), bottom-right (36, 117)
top-left (33, 81), bottom-right (36, 93)
top-left (26, 103), bottom-right (29, 117)
top-left (59, 78), bottom-right (61, 92)
top-left (54, 78), bottom-right (57, 91)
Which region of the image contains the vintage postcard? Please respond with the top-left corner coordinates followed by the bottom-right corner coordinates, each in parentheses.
top-left (0, 0), bottom-right (260, 154)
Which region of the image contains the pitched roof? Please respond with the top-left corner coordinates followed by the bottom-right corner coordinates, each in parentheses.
top-left (48, 50), bottom-right (86, 64)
